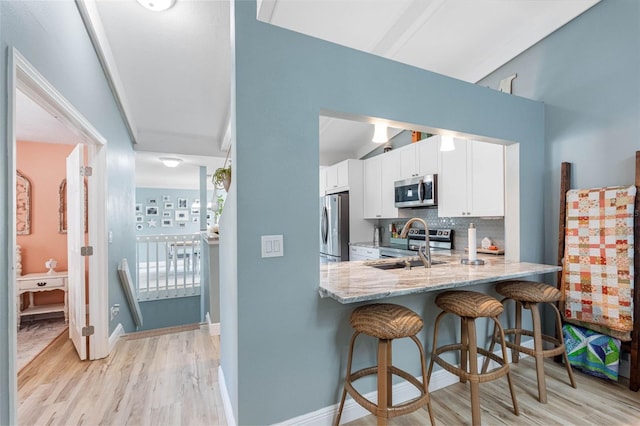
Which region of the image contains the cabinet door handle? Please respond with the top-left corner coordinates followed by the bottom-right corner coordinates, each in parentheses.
top-left (37, 282), bottom-right (47, 287)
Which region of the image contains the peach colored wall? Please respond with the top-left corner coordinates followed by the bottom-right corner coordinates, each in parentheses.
top-left (17, 141), bottom-right (74, 305)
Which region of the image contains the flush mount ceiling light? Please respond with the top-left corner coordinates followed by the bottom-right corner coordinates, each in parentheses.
top-left (440, 135), bottom-right (455, 152)
top-left (372, 123), bottom-right (388, 143)
top-left (159, 157), bottom-right (182, 168)
top-left (136, 0), bottom-right (176, 12)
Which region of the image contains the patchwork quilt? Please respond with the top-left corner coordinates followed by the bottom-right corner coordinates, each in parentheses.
top-left (563, 324), bottom-right (621, 380)
top-left (561, 185), bottom-right (636, 337)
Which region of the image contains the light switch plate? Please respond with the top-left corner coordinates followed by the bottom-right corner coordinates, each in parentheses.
top-left (261, 235), bottom-right (284, 258)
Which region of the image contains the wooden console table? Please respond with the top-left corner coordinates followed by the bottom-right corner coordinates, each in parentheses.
top-left (16, 271), bottom-right (68, 329)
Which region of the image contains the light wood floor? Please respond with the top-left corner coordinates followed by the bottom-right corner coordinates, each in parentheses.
top-left (18, 325), bottom-right (226, 426)
top-left (346, 357), bottom-right (640, 426)
top-left (18, 327), bottom-right (640, 426)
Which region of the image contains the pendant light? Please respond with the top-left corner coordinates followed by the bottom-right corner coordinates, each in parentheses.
top-left (372, 123), bottom-right (388, 143)
top-left (159, 157), bottom-right (182, 168)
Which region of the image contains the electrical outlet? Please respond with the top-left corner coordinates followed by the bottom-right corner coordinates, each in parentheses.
top-left (110, 304), bottom-right (120, 321)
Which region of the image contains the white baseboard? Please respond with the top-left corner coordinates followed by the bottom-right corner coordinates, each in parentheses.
top-left (218, 365), bottom-right (236, 426)
top-left (108, 323), bottom-right (124, 353)
top-left (276, 341), bottom-right (534, 426)
top-left (205, 312), bottom-right (220, 336)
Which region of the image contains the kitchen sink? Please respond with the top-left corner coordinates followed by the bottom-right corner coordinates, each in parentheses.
top-left (366, 259), bottom-right (447, 270)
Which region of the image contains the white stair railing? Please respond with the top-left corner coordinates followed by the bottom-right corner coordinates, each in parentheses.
top-left (135, 233), bottom-right (201, 300)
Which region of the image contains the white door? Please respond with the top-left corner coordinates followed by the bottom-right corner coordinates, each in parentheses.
top-left (67, 144), bottom-right (88, 360)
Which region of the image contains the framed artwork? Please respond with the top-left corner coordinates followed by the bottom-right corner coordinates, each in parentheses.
top-left (16, 170), bottom-right (31, 235)
top-left (164, 202), bottom-right (174, 209)
top-left (162, 195), bottom-right (171, 202)
top-left (178, 222), bottom-right (186, 228)
top-left (192, 216), bottom-right (199, 223)
top-left (147, 198), bottom-right (158, 205)
top-left (162, 211), bottom-right (171, 218)
top-left (135, 223), bottom-right (144, 231)
top-left (177, 198), bottom-right (188, 208)
top-left (146, 205), bottom-right (159, 216)
top-left (135, 203), bottom-right (142, 213)
top-left (191, 208), bottom-right (200, 215)
top-left (135, 215), bottom-right (144, 223)
top-left (161, 218), bottom-right (173, 227)
top-left (175, 210), bottom-right (188, 221)
top-left (58, 178), bottom-right (89, 234)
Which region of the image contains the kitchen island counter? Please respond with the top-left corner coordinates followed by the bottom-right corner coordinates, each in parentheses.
top-left (319, 252), bottom-right (561, 304)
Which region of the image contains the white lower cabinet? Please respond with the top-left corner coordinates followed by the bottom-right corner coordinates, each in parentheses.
top-left (349, 245), bottom-right (380, 261)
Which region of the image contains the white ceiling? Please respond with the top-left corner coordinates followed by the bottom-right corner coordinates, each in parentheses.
top-left (15, 0), bottom-right (600, 182)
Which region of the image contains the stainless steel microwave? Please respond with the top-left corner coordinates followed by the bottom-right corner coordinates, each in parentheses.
top-left (394, 175), bottom-right (437, 208)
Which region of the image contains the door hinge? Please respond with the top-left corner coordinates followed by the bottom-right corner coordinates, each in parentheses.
top-left (80, 166), bottom-right (93, 177)
top-left (81, 246), bottom-right (94, 256)
top-left (82, 325), bottom-right (95, 336)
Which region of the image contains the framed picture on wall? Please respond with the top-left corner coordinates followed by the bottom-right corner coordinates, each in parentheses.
top-left (175, 210), bottom-right (188, 221)
top-left (177, 198), bottom-right (188, 209)
top-left (191, 208), bottom-right (199, 215)
top-left (136, 223), bottom-right (144, 231)
top-left (162, 195), bottom-right (171, 202)
top-left (147, 198), bottom-right (158, 205)
top-left (164, 202), bottom-right (174, 209)
top-left (135, 203), bottom-right (142, 214)
top-left (146, 206), bottom-right (158, 216)
top-left (162, 211), bottom-right (171, 218)
top-left (179, 222), bottom-right (186, 228)
top-left (135, 215), bottom-right (144, 223)
top-left (161, 218), bottom-right (173, 227)
top-left (192, 216), bottom-right (199, 223)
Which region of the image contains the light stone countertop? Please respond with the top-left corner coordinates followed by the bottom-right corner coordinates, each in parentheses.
top-left (319, 252), bottom-right (561, 304)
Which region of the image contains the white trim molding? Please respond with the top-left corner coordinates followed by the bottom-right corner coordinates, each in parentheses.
top-left (218, 366), bottom-right (236, 426)
top-left (108, 323), bottom-right (125, 353)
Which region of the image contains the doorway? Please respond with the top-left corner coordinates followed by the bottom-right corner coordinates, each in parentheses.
top-left (7, 48), bottom-right (110, 422)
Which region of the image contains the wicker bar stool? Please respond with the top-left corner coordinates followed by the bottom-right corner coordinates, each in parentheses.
top-left (335, 303), bottom-right (435, 426)
top-left (483, 280), bottom-right (576, 403)
top-left (428, 290), bottom-right (519, 426)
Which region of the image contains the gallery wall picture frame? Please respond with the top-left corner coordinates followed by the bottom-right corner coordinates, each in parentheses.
top-left (191, 208), bottom-right (200, 215)
top-left (162, 211), bottom-right (171, 218)
top-left (177, 198), bottom-right (188, 208)
top-left (162, 195), bottom-right (171, 202)
top-left (135, 203), bottom-right (142, 214)
top-left (164, 202), bottom-right (174, 209)
top-left (135, 215), bottom-right (144, 223)
top-left (192, 216), bottom-right (199, 223)
top-left (147, 198), bottom-right (158, 205)
top-left (179, 222), bottom-right (186, 228)
top-left (146, 206), bottom-right (159, 216)
top-left (175, 210), bottom-right (189, 221)
top-left (161, 218), bottom-right (173, 227)
top-left (136, 223), bottom-right (144, 231)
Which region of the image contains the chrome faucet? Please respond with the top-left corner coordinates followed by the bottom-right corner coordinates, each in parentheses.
top-left (400, 218), bottom-right (431, 268)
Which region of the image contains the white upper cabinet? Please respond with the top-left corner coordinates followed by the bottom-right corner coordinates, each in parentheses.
top-left (396, 136), bottom-right (439, 179)
top-left (363, 150), bottom-right (400, 219)
top-left (438, 139), bottom-right (504, 217)
top-left (319, 167), bottom-right (328, 196)
top-left (323, 159), bottom-right (358, 194)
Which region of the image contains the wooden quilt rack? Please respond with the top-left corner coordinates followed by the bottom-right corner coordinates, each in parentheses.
top-left (556, 151), bottom-right (640, 391)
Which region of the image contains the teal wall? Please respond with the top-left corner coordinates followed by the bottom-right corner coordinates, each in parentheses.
top-left (0, 2), bottom-right (136, 422)
top-left (226, 1), bottom-right (545, 423)
top-left (478, 0), bottom-right (640, 337)
top-left (478, 0), bottom-right (640, 267)
top-left (138, 296), bottom-right (200, 332)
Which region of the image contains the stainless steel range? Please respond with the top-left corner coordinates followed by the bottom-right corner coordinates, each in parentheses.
top-left (378, 228), bottom-right (453, 258)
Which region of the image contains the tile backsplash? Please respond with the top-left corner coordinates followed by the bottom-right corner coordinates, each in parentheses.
top-left (378, 207), bottom-right (504, 251)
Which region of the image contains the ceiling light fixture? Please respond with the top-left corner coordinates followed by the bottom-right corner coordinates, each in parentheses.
top-left (136, 0), bottom-right (176, 12)
top-left (372, 123), bottom-right (388, 143)
top-left (440, 135), bottom-right (455, 152)
top-left (160, 157), bottom-right (182, 168)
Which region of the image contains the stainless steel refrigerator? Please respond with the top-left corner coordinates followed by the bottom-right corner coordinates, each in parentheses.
top-left (320, 192), bottom-right (349, 263)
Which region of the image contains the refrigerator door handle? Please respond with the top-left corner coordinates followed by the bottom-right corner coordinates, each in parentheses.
top-left (321, 205), bottom-right (329, 245)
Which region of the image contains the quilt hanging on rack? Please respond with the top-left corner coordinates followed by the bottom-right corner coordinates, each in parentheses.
top-left (562, 185), bottom-right (636, 336)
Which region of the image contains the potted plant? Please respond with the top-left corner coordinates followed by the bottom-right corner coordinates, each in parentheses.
top-left (212, 148), bottom-right (232, 191)
top-left (212, 165), bottom-right (231, 192)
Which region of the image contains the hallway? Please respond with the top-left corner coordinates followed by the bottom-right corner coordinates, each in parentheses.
top-left (18, 326), bottom-right (225, 425)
